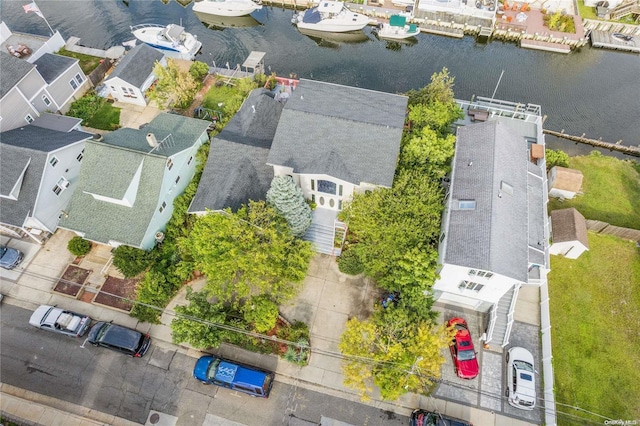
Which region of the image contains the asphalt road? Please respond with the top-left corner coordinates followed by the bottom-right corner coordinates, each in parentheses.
top-left (0, 304), bottom-right (410, 426)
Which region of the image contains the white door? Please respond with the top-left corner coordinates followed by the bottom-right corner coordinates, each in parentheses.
top-left (311, 179), bottom-right (343, 211)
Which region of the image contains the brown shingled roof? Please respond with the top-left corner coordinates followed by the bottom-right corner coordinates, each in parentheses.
top-left (552, 166), bottom-right (583, 192)
top-left (551, 208), bottom-right (589, 248)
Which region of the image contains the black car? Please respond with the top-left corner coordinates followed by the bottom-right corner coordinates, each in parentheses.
top-left (410, 409), bottom-right (473, 426)
top-left (87, 322), bottom-right (151, 357)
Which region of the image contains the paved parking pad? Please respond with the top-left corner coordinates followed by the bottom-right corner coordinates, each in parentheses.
top-left (479, 351), bottom-right (502, 411)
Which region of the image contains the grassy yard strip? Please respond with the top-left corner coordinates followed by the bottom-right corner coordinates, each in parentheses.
top-left (85, 102), bottom-right (121, 130)
top-left (56, 48), bottom-right (103, 74)
top-left (548, 153), bottom-right (640, 229)
top-left (201, 83), bottom-right (238, 111)
top-left (548, 233), bottom-right (640, 423)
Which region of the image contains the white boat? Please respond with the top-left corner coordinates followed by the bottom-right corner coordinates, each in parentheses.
top-left (374, 15), bottom-right (420, 40)
top-left (294, 1), bottom-right (371, 33)
top-left (192, 0), bottom-right (262, 17)
top-left (130, 23), bottom-right (202, 60)
top-left (194, 10), bottom-right (261, 29)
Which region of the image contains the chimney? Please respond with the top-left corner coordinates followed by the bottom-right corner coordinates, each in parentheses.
top-left (146, 133), bottom-right (158, 148)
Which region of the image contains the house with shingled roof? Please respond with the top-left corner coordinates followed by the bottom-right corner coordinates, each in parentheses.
top-left (549, 207), bottom-right (589, 259)
top-left (189, 88), bottom-right (283, 214)
top-left (103, 43), bottom-right (165, 106)
top-left (0, 49), bottom-right (88, 132)
top-left (58, 113), bottom-right (210, 250)
top-left (434, 106), bottom-right (549, 347)
top-left (0, 114), bottom-right (93, 243)
top-left (267, 79), bottom-right (408, 254)
top-left (547, 166), bottom-right (583, 200)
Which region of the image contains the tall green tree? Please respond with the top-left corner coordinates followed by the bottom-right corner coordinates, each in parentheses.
top-left (179, 201), bottom-right (313, 306)
top-left (401, 126), bottom-right (456, 179)
top-left (148, 58), bottom-right (198, 108)
top-left (266, 176), bottom-right (312, 237)
top-left (545, 148), bottom-right (570, 170)
top-left (171, 288), bottom-right (230, 349)
top-left (339, 308), bottom-right (453, 401)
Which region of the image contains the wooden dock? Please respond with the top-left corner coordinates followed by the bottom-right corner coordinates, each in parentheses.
top-left (590, 30), bottom-right (640, 53)
top-left (419, 23), bottom-right (465, 38)
top-left (521, 39), bottom-right (571, 54)
top-left (543, 129), bottom-right (640, 157)
top-left (65, 36), bottom-right (124, 59)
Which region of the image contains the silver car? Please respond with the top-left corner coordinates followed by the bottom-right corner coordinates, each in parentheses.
top-left (29, 305), bottom-right (92, 337)
top-left (506, 346), bottom-right (537, 410)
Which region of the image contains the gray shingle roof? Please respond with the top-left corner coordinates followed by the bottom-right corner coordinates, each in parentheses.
top-left (0, 51), bottom-right (36, 98)
top-left (58, 141), bottom-right (166, 248)
top-left (267, 79), bottom-right (407, 187)
top-left (32, 113), bottom-right (82, 132)
top-left (551, 208), bottom-right (589, 247)
top-left (33, 53), bottom-right (77, 83)
top-left (444, 120), bottom-right (530, 282)
top-left (0, 126), bottom-right (92, 227)
top-left (106, 44), bottom-right (164, 88)
top-left (102, 112), bottom-right (210, 157)
top-left (189, 89), bottom-right (282, 213)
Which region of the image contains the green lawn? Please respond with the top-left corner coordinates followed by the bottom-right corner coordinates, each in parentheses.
top-left (56, 48), bottom-right (103, 75)
top-left (549, 233), bottom-right (640, 424)
top-left (84, 103), bottom-right (120, 130)
top-left (548, 153), bottom-right (640, 229)
top-left (201, 83), bottom-right (239, 111)
top-left (576, 0), bottom-right (597, 19)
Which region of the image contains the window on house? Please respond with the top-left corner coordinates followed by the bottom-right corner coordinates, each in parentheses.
top-left (477, 271), bottom-right (494, 279)
top-left (311, 180), bottom-right (315, 191)
top-left (440, 233), bottom-right (446, 243)
top-left (52, 177), bottom-right (70, 196)
top-left (459, 200), bottom-right (476, 210)
top-left (311, 194), bottom-right (315, 203)
top-left (49, 156), bottom-right (59, 167)
top-left (338, 200), bottom-right (342, 210)
top-left (317, 180), bottom-right (337, 195)
top-left (75, 73), bottom-right (84, 85)
top-left (159, 201), bottom-right (167, 213)
top-left (77, 149), bottom-right (84, 162)
top-left (175, 176), bottom-right (180, 184)
top-left (110, 86), bottom-right (116, 92)
top-left (42, 95), bottom-right (51, 106)
top-left (167, 159), bottom-right (173, 170)
top-left (338, 185), bottom-right (343, 196)
top-left (25, 114), bottom-right (34, 124)
top-left (69, 79), bottom-right (78, 90)
top-left (458, 280), bottom-right (484, 292)
top-left (187, 156), bottom-right (193, 165)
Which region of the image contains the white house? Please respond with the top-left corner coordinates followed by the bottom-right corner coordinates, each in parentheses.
top-left (58, 113), bottom-right (210, 250)
top-left (0, 21), bottom-right (66, 63)
top-left (548, 166), bottom-right (583, 199)
top-left (549, 208), bottom-right (589, 259)
top-left (103, 43), bottom-right (165, 107)
top-left (266, 79), bottom-right (408, 254)
top-left (0, 114), bottom-right (93, 243)
top-left (434, 101), bottom-right (550, 346)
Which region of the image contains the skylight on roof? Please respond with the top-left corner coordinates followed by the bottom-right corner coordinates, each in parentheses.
top-left (458, 200), bottom-right (476, 210)
top-left (500, 181), bottom-right (514, 196)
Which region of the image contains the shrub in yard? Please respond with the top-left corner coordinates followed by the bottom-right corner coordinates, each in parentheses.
top-left (112, 245), bottom-right (154, 278)
top-left (67, 236), bottom-right (91, 256)
top-left (189, 61), bottom-right (209, 82)
top-left (338, 249), bottom-right (364, 275)
top-left (266, 175), bottom-right (312, 237)
top-left (545, 148), bottom-right (569, 170)
top-left (243, 296), bottom-right (279, 333)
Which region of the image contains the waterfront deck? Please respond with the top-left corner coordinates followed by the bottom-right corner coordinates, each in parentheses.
top-left (65, 36), bottom-right (124, 59)
top-left (521, 38), bottom-right (571, 53)
top-left (590, 30), bottom-right (640, 53)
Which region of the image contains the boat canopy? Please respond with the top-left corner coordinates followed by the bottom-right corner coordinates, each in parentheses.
top-left (303, 8), bottom-right (323, 23)
top-left (317, 1), bottom-right (345, 13)
top-left (389, 15), bottom-right (407, 27)
top-left (164, 25), bottom-right (185, 41)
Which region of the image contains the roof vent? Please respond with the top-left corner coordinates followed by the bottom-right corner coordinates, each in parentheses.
top-left (146, 133), bottom-right (158, 148)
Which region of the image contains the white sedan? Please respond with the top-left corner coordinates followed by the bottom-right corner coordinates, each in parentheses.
top-left (29, 305), bottom-right (91, 337)
top-left (506, 346), bottom-right (537, 410)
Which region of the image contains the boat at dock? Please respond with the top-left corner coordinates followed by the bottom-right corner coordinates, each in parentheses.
top-left (194, 10), bottom-right (262, 29)
top-left (298, 27), bottom-right (370, 48)
top-left (192, 0), bottom-right (262, 17)
top-left (373, 15), bottom-right (420, 40)
top-left (293, 1), bottom-right (372, 33)
top-left (130, 23), bottom-right (202, 60)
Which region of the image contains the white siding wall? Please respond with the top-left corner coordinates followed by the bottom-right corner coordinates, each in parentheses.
top-left (0, 89), bottom-right (39, 132)
top-left (105, 77), bottom-right (146, 106)
top-left (549, 240), bottom-right (587, 259)
top-left (141, 134), bottom-right (207, 249)
top-left (433, 263), bottom-right (518, 309)
top-left (548, 188), bottom-right (576, 199)
top-left (45, 62), bottom-right (89, 110)
top-left (17, 69), bottom-right (47, 100)
top-left (27, 142), bottom-right (87, 233)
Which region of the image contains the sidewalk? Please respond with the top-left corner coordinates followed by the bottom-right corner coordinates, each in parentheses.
top-left (1, 229), bottom-right (542, 426)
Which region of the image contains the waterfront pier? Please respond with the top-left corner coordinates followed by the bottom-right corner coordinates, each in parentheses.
top-left (543, 129), bottom-right (640, 157)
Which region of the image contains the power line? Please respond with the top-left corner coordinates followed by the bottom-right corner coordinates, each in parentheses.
top-left (4, 269), bottom-right (617, 423)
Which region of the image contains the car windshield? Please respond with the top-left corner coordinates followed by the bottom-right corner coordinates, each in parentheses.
top-left (514, 360), bottom-right (534, 372)
top-left (206, 358), bottom-right (221, 380)
top-left (458, 349), bottom-right (476, 361)
top-left (96, 323), bottom-right (109, 340)
top-left (0, 247), bottom-right (6, 257)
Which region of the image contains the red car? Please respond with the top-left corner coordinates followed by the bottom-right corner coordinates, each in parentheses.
top-left (447, 317), bottom-right (479, 379)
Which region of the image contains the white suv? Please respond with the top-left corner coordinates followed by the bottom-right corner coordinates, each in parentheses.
top-left (506, 346), bottom-right (537, 410)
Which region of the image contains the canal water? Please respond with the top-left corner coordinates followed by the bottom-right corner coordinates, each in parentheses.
top-left (2, 0), bottom-right (638, 157)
